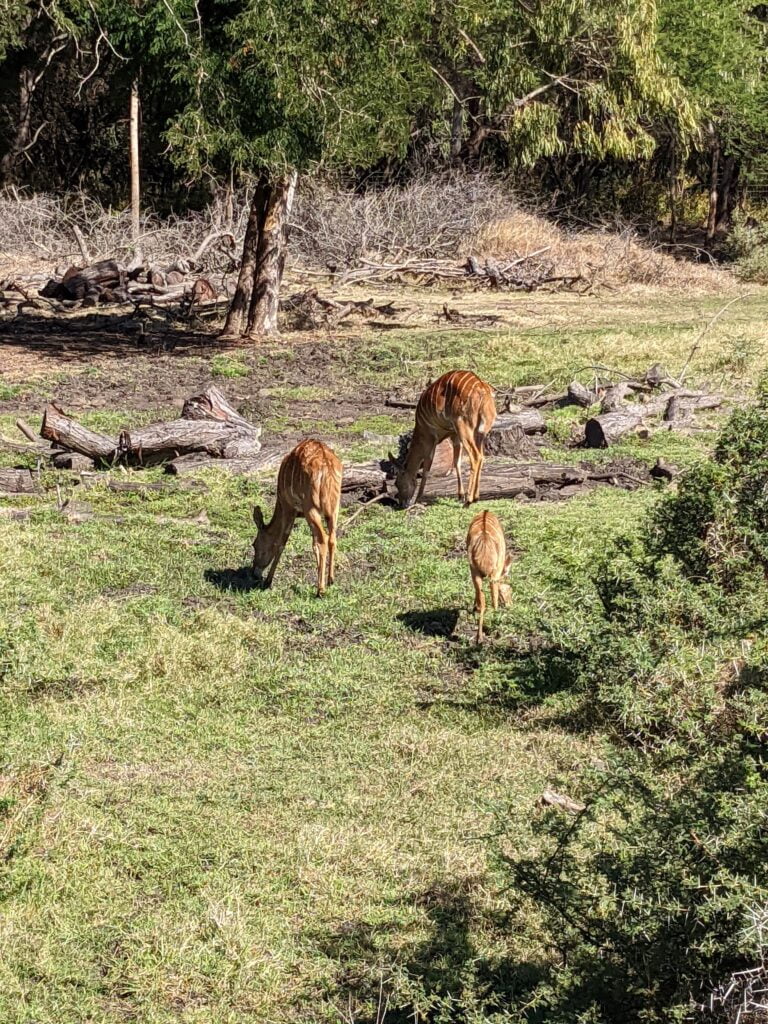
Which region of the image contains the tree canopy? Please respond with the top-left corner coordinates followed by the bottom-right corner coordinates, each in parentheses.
top-left (1, 0), bottom-right (768, 223)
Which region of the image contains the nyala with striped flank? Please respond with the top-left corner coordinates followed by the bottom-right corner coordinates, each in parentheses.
top-left (396, 370), bottom-right (496, 508)
top-left (252, 439), bottom-right (342, 597)
top-left (466, 509), bottom-right (512, 643)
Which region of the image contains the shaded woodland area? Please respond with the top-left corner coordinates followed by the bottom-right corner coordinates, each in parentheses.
top-left (3, 0), bottom-right (768, 335)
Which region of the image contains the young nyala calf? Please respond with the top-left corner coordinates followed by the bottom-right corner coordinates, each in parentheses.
top-left (466, 509), bottom-right (512, 643)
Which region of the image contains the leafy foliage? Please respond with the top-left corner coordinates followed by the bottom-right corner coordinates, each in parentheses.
top-left (496, 394), bottom-right (768, 1023)
top-left (163, 0), bottom-right (436, 177)
top-left (724, 215), bottom-right (768, 283)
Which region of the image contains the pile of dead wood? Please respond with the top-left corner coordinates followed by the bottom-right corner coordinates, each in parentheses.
top-left (280, 288), bottom-right (405, 328)
top-left (492, 363), bottom-right (725, 448)
top-left (0, 373), bottom-right (704, 503)
top-left (0, 387), bottom-right (262, 479)
top-left (340, 456), bottom-right (661, 504)
top-left (320, 248), bottom-right (587, 292)
top-left (1, 251), bottom-right (232, 315)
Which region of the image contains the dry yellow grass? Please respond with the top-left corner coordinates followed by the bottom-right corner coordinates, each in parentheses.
top-left (469, 211), bottom-right (733, 292)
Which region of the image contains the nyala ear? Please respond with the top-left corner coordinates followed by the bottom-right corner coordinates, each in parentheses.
top-left (253, 505), bottom-right (265, 528)
top-left (503, 553), bottom-right (514, 575)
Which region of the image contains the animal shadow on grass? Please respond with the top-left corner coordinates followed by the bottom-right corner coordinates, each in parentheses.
top-left (204, 566), bottom-right (261, 592)
top-left (312, 878), bottom-right (546, 1024)
top-left (397, 608), bottom-right (460, 639)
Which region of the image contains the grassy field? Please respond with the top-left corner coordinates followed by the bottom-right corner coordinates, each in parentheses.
top-left (1, 288), bottom-right (766, 1022)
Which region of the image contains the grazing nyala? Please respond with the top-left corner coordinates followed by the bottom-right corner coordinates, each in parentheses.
top-left (466, 509), bottom-right (512, 643)
top-left (396, 370), bottom-right (496, 508)
top-left (252, 439), bottom-right (342, 597)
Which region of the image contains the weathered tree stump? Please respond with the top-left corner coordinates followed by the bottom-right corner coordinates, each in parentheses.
top-left (0, 468), bottom-right (39, 493)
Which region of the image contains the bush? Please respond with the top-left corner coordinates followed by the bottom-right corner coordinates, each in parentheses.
top-left (723, 215), bottom-right (768, 283)
top-left (499, 393), bottom-right (768, 1023)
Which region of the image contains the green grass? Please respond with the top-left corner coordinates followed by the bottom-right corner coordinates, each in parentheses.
top-left (0, 288), bottom-right (766, 1022)
top-left (210, 355), bottom-right (251, 379)
top-left (323, 292), bottom-right (768, 396)
top-left (0, 474), bottom-right (634, 1023)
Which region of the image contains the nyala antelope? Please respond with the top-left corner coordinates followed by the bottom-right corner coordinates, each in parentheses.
top-left (396, 370), bottom-right (496, 508)
top-left (466, 509), bottom-right (512, 643)
top-left (252, 439), bottom-right (341, 597)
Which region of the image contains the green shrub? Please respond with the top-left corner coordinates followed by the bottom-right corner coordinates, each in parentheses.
top-left (496, 393), bottom-right (768, 1023)
top-left (723, 215), bottom-right (768, 283)
top-left (510, 686), bottom-right (768, 1023)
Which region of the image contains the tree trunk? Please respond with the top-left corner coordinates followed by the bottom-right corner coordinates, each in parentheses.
top-left (0, 35), bottom-right (67, 184)
top-left (0, 69), bottom-right (35, 183)
top-left (118, 420), bottom-right (261, 464)
top-left (246, 170), bottom-right (298, 338)
top-left (130, 79), bottom-right (141, 259)
top-left (449, 96), bottom-right (464, 161)
top-left (221, 176), bottom-right (270, 338)
top-left (706, 123), bottom-right (720, 243)
top-left (716, 156), bottom-right (739, 234)
top-left (668, 143), bottom-right (678, 243)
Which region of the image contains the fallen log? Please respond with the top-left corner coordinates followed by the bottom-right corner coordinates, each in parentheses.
top-left (165, 448), bottom-right (285, 476)
top-left (118, 420), bottom-right (262, 464)
top-left (493, 410), bottom-right (546, 435)
top-left (665, 393), bottom-right (723, 420)
top-left (416, 465), bottom-right (538, 502)
top-left (584, 409), bottom-right (646, 448)
top-left (40, 260), bottom-right (125, 301)
top-left (40, 405), bottom-right (117, 463)
top-left (567, 380), bottom-right (600, 408)
top-left (181, 385), bottom-right (257, 432)
top-left (34, 387), bottom-right (263, 469)
top-left (584, 389), bottom-right (718, 448)
top-left (0, 468), bottom-right (39, 494)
